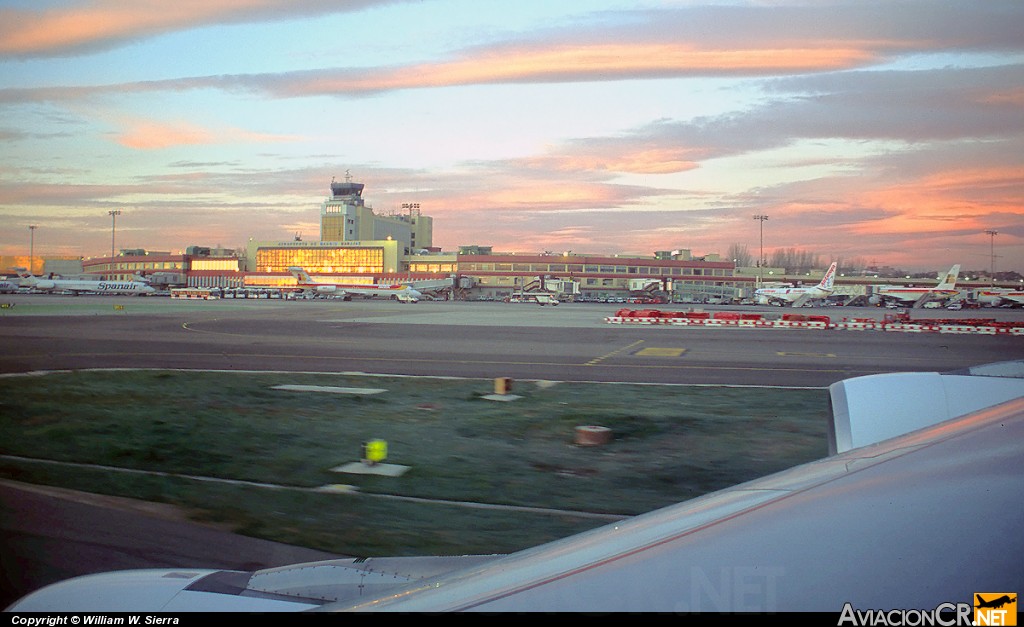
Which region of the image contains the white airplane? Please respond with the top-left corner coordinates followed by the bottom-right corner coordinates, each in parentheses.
top-left (755, 261), bottom-right (837, 307)
top-left (0, 277), bottom-right (21, 293)
top-left (8, 360), bottom-right (1024, 613)
top-left (869, 264), bottom-right (961, 308)
top-left (19, 273), bottom-right (156, 296)
top-left (288, 267), bottom-right (423, 303)
top-left (975, 288), bottom-right (1024, 307)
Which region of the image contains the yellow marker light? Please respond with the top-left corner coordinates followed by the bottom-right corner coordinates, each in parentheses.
top-left (363, 439), bottom-right (388, 464)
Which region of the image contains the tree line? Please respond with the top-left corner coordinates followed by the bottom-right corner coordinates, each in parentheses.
top-left (727, 244), bottom-right (869, 275)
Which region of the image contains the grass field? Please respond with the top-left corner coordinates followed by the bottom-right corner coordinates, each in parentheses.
top-left (0, 369), bottom-right (829, 557)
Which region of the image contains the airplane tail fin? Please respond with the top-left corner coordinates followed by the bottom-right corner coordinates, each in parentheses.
top-left (287, 266), bottom-right (314, 284)
top-left (937, 264), bottom-right (960, 289)
top-left (16, 269), bottom-right (38, 285)
top-left (818, 262), bottom-right (838, 291)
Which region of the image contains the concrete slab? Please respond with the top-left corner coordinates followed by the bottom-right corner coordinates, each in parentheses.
top-left (330, 462), bottom-right (410, 477)
top-left (481, 394), bottom-right (523, 402)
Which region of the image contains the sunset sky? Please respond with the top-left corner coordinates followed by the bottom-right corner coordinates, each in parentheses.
top-left (1, 0), bottom-right (1022, 274)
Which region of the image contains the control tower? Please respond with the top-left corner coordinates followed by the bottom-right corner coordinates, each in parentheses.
top-left (329, 179), bottom-right (365, 205)
top-left (320, 173), bottom-right (431, 249)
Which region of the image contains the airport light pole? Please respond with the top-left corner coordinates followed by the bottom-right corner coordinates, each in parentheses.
top-left (985, 229), bottom-right (998, 286)
top-left (29, 225), bottom-right (37, 276)
top-left (753, 215), bottom-right (768, 287)
top-left (108, 210), bottom-right (121, 280)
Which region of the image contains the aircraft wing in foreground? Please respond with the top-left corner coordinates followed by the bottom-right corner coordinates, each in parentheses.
top-left (8, 361), bottom-right (1024, 613)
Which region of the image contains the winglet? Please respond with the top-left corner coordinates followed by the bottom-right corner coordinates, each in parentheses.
top-left (827, 360), bottom-right (1024, 454)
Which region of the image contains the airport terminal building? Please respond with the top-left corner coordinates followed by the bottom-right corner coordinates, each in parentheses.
top-left (65, 178), bottom-right (769, 302)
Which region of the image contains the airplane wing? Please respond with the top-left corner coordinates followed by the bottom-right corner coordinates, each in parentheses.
top-left (402, 278), bottom-right (454, 291)
top-left (789, 293), bottom-right (811, 308)
top-left (8, 362), bottom-right (1024, 613)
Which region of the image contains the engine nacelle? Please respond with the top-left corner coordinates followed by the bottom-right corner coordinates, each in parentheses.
top-left (33, 280), bottom-right (56, 290)
top-left (315, 285), bottom-right (338, 294)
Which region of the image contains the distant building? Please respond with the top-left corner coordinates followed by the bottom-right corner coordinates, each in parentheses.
top-left (50, 178), bottom-right (876, 301)
top-left (455, 252), bottom-right (737, 302)
top-left (82, 251), bottom-right (189, 284)
top-left (458, 245), bottom-right (493, 256)
top-left (244, 238), bottom-right (406, 288)
top-left (1, 254), bottom-right (80, 277)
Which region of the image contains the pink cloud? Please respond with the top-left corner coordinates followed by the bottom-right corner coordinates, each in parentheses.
top-left (522, 149), bottom-right (702, 176)
top-left (115, 120), bottom-right (216, 150)
top-left (266, 43), bottom-right (879, 98)
top-left (113, 118), bottom-right (300, 150)
top-left (0, 0), bottom-right (384, 56)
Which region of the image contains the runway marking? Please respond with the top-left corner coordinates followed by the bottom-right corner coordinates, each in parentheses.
top-left (585, 340), bottom-right (645, 366)
top-left (0, 350), bottom-right (874, 378)
top-left (776, 351), bottom-right (836, 358)
top-left (635, 347), bottom-right (687, 357)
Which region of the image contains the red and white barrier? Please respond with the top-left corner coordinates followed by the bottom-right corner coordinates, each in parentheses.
top-left (605, 309), bottom-right (1024, 336)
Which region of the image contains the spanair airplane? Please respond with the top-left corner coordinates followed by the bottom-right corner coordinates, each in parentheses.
top-left (19, 273), bottom-right (156, 296)
top-left (869, 264), bottom-right (961, 308)
top-left (288, 267), bottom-right (423, 303)
top-left (8, 360), bottom-right (1024, 612)
top-left (754, 261), bottom-right (837, 307)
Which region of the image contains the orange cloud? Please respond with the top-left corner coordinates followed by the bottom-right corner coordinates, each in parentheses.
top-left (2, 1), bottom-right (227, 54)
top-left (426, 44), bottom-right (876, 82)
top-left (536, 149), bottom-right (702, 175)
top-left (848, 167), bottom-right (1024, 236)
top-left (0, 0), bottom-right (328, 56)
top-left (113, 118), bottom-right (299, 150)
top-left (116, 120), bottom-right (215, 150)
top-left (282, 43), bottom-right (878, 96)
top-left (482, 183), bottom-right (626, 209)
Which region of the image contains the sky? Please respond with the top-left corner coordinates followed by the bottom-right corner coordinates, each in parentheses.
top-left (1, 0), bottom-right (1022, 274)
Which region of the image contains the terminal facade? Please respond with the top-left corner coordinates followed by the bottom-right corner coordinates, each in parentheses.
top-left (36, 178), bottom-right (911, 302)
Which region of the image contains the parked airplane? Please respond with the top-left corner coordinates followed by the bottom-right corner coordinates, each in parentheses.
top-left (754, 261), bottom-right (837, 307)
top-left (975, 288), bottom-right (1024, 307)
top-left (0, 277), bottom-right (21, 293)
top-left (19, 273), bottom-right (156, 296)
top-left (288, 267), bottom-right (423, 303)
top-left (9, 361), bottom-right (1024, 612)
top-left (868, 264), bottom-right (961, 308)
